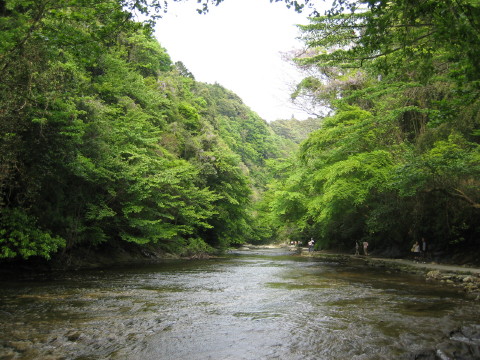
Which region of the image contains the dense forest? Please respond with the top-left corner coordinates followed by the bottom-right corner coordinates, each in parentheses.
top-left (0, 0), bottom-right (479, 266)
top-left (267, 0), bottom-right (480, 259)
top-left (0, 0), bottom-right (293, 262)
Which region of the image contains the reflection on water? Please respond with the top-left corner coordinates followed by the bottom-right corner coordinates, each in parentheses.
top-left (0, 248), bottom-right (478, 359)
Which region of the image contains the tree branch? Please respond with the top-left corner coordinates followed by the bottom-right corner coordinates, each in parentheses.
top-left (427, 187), bottom-right (480, 209)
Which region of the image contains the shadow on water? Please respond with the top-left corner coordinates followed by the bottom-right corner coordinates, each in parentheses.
top-left (0, 248), bottom-right (478, 360)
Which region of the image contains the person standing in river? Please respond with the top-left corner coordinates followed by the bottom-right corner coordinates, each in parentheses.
top-left (355, 241), bottom-right (360, 255)
top-left (421, 238), bottom-right (428, 261)
top-left (411, 241), bottom-right (421, 261)
top-left (308, 238), bottom-right (314, 253)
top-left (363, 241), bottom-right (369, 256)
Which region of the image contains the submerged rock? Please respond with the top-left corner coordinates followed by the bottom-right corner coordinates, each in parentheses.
top-left (401, 349), bottom-right (437, 359)
top-left (426, 270), bottom-right (442, 280)
top-left (406, 325), bottom-right (480, 360)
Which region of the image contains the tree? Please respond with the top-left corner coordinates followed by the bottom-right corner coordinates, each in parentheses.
top-left (273, 0), bottom-right (480, 254)
top-left (0, 0), bottom-right (300, 260)
top-left (0, 0), bottom-right (256, 260)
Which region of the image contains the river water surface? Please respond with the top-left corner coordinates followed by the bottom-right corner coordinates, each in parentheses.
top-left (0, 248), bottom-right (479, 359)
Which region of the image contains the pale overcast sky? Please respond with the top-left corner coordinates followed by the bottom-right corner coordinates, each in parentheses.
top-left (155, 0), bottom-right (322, 122)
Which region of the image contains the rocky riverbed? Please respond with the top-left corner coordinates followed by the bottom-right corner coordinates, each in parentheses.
top-left (1, 246), bottom-right (479, 360)
top-left (300, 249), bottom-right (480, 298)
top-left (425, 270), bottom-right (480, 297)
top-left (299, 250), bottom-right (480, 360)
top-left (361, 257), bottom-right (480, 299)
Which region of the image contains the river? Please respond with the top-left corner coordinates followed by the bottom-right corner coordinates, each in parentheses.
top-left (0, 248), bottom-right (479, 359)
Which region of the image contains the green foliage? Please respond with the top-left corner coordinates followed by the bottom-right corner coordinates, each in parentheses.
top-left (0, 209), bottom-right (65, 259)
top-left (182, 237), bottom-right (214, 256)
top-left (299, 0), bottom-right (480, 80)
top-left (0, 0), bottom-right (290, 262)
top-left (269, 117), bottom-right (322, 144)
top-left (0, 0), bottom-right (315, 262)
top-left (178, 101), bottom-right (200, 130)
top-left (268, 0), bottom-right (480, 255)
top-left (6, 0), bottom-right (478, 264)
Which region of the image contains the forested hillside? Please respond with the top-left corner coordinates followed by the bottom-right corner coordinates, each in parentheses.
top-left (266, 0), bottom-right (480, 260)
top-left (1, 0), bottom-right (479, 266)
top-left (270, 118), bottom-right (322, 144)
top-left (0, 0), bottom-right (291, 262)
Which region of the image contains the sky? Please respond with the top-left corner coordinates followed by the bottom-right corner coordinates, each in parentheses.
top-left (154, 0), bottom-right (320, 122)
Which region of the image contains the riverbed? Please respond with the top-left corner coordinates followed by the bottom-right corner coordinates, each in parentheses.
top-left (0, 248), bottom-right (479, 359)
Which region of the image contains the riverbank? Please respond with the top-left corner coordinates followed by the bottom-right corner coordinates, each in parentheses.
top-left (0, 242), bottom-right (180, 278)
top-left (299, 248), bottom-right (480, 299)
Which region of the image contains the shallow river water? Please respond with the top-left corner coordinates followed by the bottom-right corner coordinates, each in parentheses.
top-left (0, 248), bottom-right (479, 360)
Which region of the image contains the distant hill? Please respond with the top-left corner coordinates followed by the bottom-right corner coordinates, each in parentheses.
top-left (269, 118), bottom-right (323, 144)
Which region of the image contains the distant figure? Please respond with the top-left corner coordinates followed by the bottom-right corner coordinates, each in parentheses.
top-left (308, 238), bottom-right (315, 253)
top-left (355, 241), bottom-right (360, 256)
top-left (411, 241), bottom-right (421, 261)
top-left (363, 241), bottom-right (369, 256)
top-left (421, 238), bottom-right (428, 260)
